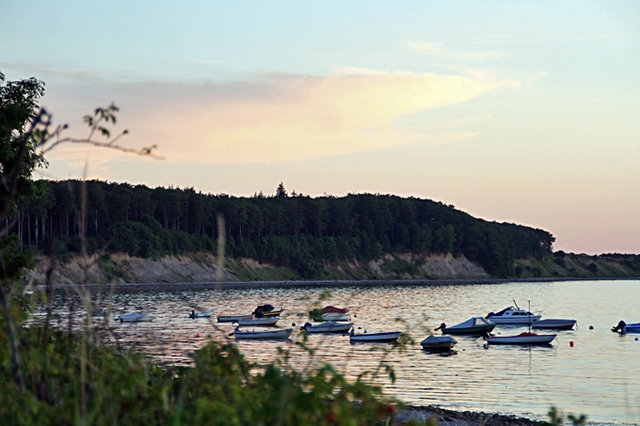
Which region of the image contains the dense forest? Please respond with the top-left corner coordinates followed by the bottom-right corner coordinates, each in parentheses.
top-left (12, 180), bottom-right (558, 278)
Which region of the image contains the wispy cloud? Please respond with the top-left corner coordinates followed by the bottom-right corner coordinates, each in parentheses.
top-left (40, 68), bottom-right (517, 166)
top-left (408, 41), bottom-right (507, 62)
top-left (137, 70), bottom-right (513, 163)
top-left (189, 59), bottom-right (225, 65)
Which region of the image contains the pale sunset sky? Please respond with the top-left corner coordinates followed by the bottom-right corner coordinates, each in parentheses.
top-left (1, 1), bottom-right (639, 254)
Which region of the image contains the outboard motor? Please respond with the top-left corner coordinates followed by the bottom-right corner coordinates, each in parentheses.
top-left (612, 320), bottom-right (626, 334)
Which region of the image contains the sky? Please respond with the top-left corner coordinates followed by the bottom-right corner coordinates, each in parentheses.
top-left (1, 1), bottom-right (639, 255)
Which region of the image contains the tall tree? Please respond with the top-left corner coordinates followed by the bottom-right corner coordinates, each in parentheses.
top-left (0, 72), bottom-right (46, 230)
top-left (0, 71), bottom-right (158, 393)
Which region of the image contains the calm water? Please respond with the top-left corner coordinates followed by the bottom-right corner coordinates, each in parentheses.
top-left (37, 279), bottom-right (640, 425)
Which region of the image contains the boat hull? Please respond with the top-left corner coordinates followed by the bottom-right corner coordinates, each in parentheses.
top-left (349, 331), bottom-right (401, 343)
top-left (236, 316), bottom-right (280, 326)
top-left (486, 332), bottom-right (556, 345)
top-left (217, 314), bottom-right (252, 323)
top-left (117, 313), bottom-right (155, 323)
top-left (302, 321), bottom-right (353, 333)
top-left (233, 328), bottom-right (292, 340)
top-left (623, 323), bottom-right (640, 334)
top-left (486, 315), bottom-right (541, 325)
top-left (322, 313), bottom-right (351, 321)
top-left (443, 324), bottom-right (495, 335)
top-left (531, 319), bottom-right (576, 330)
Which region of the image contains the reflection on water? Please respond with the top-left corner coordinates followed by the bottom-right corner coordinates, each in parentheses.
top-left (34, 280), bottom-right (640, 424)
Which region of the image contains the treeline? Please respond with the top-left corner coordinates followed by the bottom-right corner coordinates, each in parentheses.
top-left (14, 180), bottom-right (555, 278)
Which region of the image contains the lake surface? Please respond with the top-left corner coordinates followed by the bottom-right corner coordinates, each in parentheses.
top-left (37, 279), bottom-right (640, 425)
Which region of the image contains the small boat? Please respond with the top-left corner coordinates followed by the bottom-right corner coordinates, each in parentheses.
top-left (349, 329), bottom-right (401, 343)
top-left (321, 312), bottom-right (351, 321)
top-left (612, 320), bottom-right (640, 334)
top-left (420, 335), bottom-right (458, 352)
top-left (90, 307), bottom-right (109, 317)
top-left (217, 314), bottom-right (253, 323)
top-left (531, 318), bottom-right (576, 330)
top-left (486, 332), bottom-right (556, 345)
top-left (310, 306), bottom-right (351, 322)
top-left (253, 304), bottom-right (284, 317)
top-left (232, 326), bottom-right (292, 341)
top-left (436, 317), bottom-right (495, 335)
top-left (301, 321), bottom-right (353, 334)
top-left (235, 316), bottom-right (280, 326)
top-left (486, 305), bottom-right (541, 325)
top-left (116, 312), bottom-right (155, 323)
top-left (189, 309), bottom-right (214, 319)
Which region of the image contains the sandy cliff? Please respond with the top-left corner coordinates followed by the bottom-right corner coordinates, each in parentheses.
top-left (25, 250), bottom-right (639, 287)
top-left (26, 252), bottom-right (491, 286)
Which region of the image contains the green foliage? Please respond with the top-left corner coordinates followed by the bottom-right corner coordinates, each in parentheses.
top-left (0, 234), bottom-right (34, 284)
top-left (0, 327), bottom-right (172, 425)
top-left (0, 325), bottom-right (401, 426)
top-left (176, 341), bottom-right (399, 425)
top-left (545, 406), bottom-right (588, 425)
top-left (0, 72), bottom-right (46, 216)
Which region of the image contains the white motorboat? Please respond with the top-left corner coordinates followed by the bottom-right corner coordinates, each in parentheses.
top-left (486, 332), bottom-right (556, 345)
top-left (349, 329), bottom-right (401, 343)
top-left (531, 318), bottom-right (576, 330)
top-left (116, 312), bottom-right (155, 323)
top-left (188, 309), bottom-right (214, 319)
top-left (420, 335), bottom-right (458, 352)
top-left (232, 326), bottom-right (292, 341)
top-left (486, 305), bottom-right (541, 325)
top-left (301, 321), bottom-right (353, 334)
top-left (235, 316), bottom-right (280, 326)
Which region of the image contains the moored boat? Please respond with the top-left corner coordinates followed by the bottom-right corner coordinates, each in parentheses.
top-left (420, 335), bottom-right (458, 352)
top-left (486, 305), bottom-right (541, 325)
top-left (217, 314), bottom-right (252, 323)
top-left (349, 329), bottom-right (401, 343)
top-left (116, 312), bottom-right (155, 323)
top-left (321, 312), bottom-right (351, 321)
top-left (531, 318), bottom-right (576, 330)
top-left (252, 304), bottom-right (284, 317)
top-left (236, 316), bottom-right (280, 326)
top-left (310, 305), bottom-right (351, 322)
top-left (189, 309), bottom-right (214, 319)
top-left (301, 321), bottom-right (353, 334)
top-left (437, 317), bottom-right (495, 335)
top-left (486, 332), bottom-right (556, 345)
top-left (232, 326), bottom-right (292, 340)
top-left (612, 320), bottom-right (640, 334)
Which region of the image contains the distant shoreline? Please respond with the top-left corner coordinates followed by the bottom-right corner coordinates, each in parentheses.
top-left (37, 276), bottom-right (639, 292)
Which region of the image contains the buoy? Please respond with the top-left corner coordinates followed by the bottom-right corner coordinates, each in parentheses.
top-left (589, 325), bottom-right (594, 330)
top-left (569, 341), bottom-right (574, 347)
top-left (196, 333), bottom-right (200, 338)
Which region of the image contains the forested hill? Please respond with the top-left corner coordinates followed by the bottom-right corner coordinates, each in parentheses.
top-left (14, 179), bottom-right (560, 279)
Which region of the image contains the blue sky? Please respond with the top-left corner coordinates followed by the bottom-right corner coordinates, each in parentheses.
top-left (1, 1), bottom-right (639, 254)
